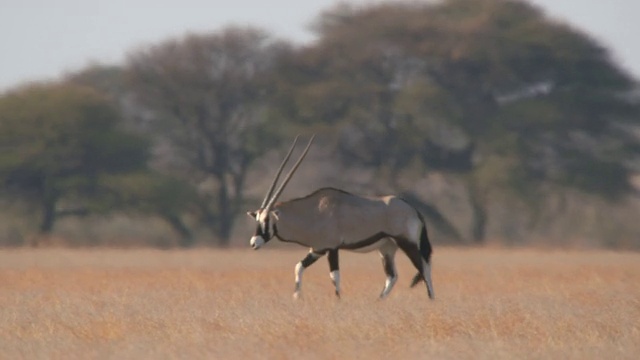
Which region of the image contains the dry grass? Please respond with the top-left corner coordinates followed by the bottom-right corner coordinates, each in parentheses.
top-left (0, 246), bottom-right (638, 359)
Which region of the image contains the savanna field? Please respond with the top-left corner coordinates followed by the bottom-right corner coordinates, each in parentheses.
top-left (0, 246), bottom-right (638, 359)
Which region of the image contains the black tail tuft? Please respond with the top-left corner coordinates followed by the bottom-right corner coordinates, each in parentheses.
top-left (409, 272), bottom-right (423, 288)
top-left (419, 218), bottom-right (432, 264)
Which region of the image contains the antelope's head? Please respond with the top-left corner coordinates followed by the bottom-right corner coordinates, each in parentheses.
top-left (247, 135), bottom-right (315, 250)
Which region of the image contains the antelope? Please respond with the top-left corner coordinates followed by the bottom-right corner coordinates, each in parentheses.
top-left (247, 135), bottom-right (434, 300)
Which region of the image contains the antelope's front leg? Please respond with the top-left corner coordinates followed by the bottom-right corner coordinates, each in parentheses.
top-left (294, 249), bottom-right (324, 299)
top-left (328, 249), bottom-right (340, 298)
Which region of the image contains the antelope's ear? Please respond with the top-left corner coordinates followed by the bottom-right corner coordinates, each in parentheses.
top-left (247, 211), bottom-right (257, 219)
top-left (271, 210), bottom-right (280, 221)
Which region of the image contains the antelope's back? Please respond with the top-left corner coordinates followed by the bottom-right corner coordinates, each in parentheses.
top-left (316, 188), bottom-right (418, 243)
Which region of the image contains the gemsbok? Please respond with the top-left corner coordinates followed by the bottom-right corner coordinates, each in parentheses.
top-left (247, 135), bottom-right (434, 300)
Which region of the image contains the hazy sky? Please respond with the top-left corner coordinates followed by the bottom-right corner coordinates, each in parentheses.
top-left (1, 0), bottom-right (638, 91)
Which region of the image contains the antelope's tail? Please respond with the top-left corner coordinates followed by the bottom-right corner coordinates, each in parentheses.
top-left (410, 214), bottom-right (433, 292)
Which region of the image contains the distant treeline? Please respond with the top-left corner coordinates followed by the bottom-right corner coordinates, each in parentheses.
top-left (1, 0), bottom-right (639, 248)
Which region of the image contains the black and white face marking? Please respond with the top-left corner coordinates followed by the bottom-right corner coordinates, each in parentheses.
top-left (247, 209), bottom-right (276, 250)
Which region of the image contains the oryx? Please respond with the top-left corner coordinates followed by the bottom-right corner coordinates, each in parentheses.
top-left (247, 135), bottom-right (434, 300)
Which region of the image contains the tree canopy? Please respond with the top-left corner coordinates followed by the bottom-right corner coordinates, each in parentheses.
top-left (274, 0), bottom-right (640, 241)
top-left (0, 82), bottom-right (149, 234)
top-left (125, 27), bottom-right (290, 244)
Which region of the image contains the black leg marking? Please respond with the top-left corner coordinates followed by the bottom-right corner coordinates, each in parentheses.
top-left (301, 251), bottom-right (323, 268)
top-left (328, 249), bottom-right (339, 272)
top-left (382, 254), bottom-right (395, 279)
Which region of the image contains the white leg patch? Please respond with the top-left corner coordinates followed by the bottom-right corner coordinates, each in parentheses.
top-left (293, 262), bottom-right (304, 299)
top-left (380, 275), bottom-right (397, 299)
top-left (330, 270), bottom-right (340, 294)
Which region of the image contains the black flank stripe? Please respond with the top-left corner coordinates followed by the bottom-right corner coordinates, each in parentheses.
top-left (338, 232), bottom-right (388, 250)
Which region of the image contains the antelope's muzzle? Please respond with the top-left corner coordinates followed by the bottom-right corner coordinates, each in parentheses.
top-left (250, 235), bottom-right (265, 250)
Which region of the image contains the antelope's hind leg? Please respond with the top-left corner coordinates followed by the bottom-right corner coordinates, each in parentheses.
top-left (294, 249), bottom-right (325, 299)
top-left (327, 249), bottom-right (341, 298)
top-left (396, 237), bottom-right (435, 300)
top-left (378, 240), bottom-right (398, 299)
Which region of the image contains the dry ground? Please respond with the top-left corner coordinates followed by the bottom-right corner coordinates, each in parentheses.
top-left (0, 246), bottom-right (638, 359)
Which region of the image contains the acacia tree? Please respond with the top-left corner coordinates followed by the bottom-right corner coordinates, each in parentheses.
top-left (66, 65), bottom-right (201, 247)
top-left (125, 27), bottom-right (289, 245)
top-left (0, 82), bottom-right (149, 235)
top-left (276, 0), bottom-right (640, 243)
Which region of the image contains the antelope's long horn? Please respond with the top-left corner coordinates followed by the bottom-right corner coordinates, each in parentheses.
top-left (260, 135), bottom-right (300, 209)
top-left (264, 135), bottom-right (315, 212)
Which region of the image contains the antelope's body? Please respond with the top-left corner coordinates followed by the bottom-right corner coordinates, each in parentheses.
top-left (247, 136), bottom-right (434, 299)
top-left (275, 188), bottom-right (421, 250)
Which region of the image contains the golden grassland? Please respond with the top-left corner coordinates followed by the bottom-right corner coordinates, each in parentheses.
top-left (0, 246), bottom-right (638, 359)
